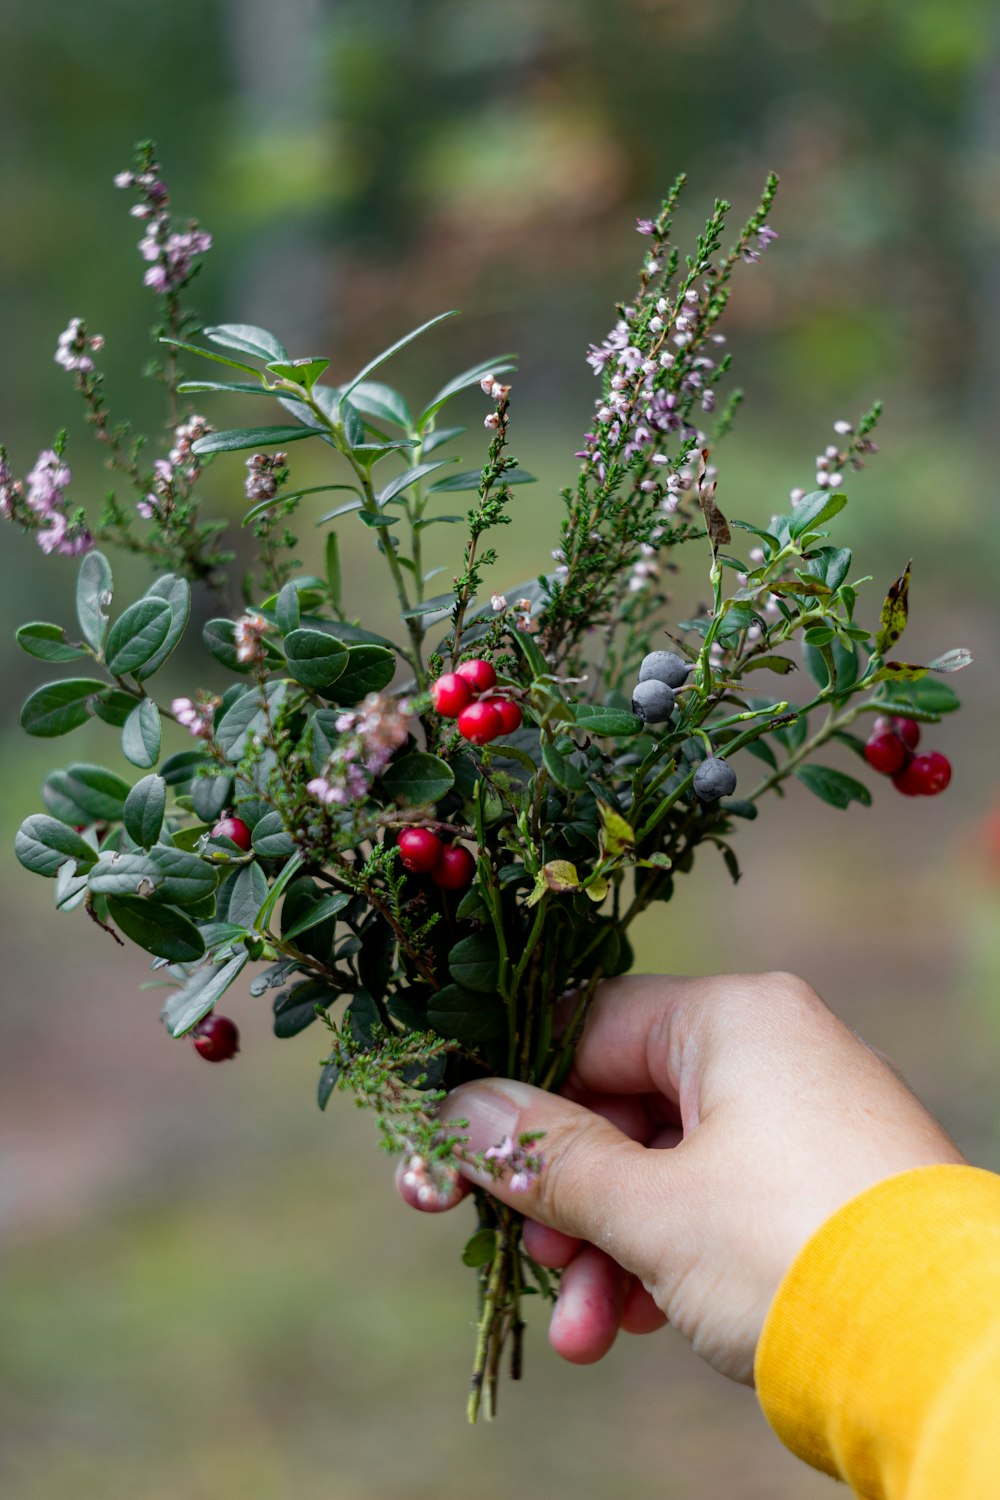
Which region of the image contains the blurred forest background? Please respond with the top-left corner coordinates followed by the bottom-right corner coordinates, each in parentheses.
top-left (2, 1), bottom-right (1000, 1497)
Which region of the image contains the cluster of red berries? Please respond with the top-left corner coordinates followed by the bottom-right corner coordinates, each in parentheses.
top-left (430, 658), bottom-right (522, 745)
top-left (397, 827), bottom-right (476, 889)
top-left (864, 716), bottom-right (952, 797)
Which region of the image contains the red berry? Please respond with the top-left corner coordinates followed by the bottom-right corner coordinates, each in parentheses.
top-left (211, 816), bottom-right (253, 851)
top-left (893, 717), bottom-right (921, 751)
top-left (491, 698), bottom-right (523, 735)
top-left (457, 699), bottom-right (503, 745)
top-left (430, 673), bottom-right (474, 719)
top-left (864, 731), bottom-right (909, 776)
top-left (398, 827), bottom-right (444, 874)
top-left (192, 1014), bottom-right (240, 1062)
top-left (893, 752), bottom-right (952, 797)
top-left (456, 658), bottom-right (497, 695)
top-left (431, 844), bottom-right (476, 890)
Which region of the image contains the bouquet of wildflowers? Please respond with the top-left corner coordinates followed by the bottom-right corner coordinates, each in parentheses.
top-left (5, 144), bottom-right (970, 1419)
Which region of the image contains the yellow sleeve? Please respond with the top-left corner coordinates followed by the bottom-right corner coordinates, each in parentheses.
top-left (755, 1165), bottom-right (1000, 1499)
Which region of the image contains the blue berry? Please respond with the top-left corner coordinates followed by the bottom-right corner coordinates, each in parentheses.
top-left (632, 679), bottom-right (675, 725)
top-left (638, 651), bottom-right (690, 690)
top-left (693, 757), bottom-right (737, 801)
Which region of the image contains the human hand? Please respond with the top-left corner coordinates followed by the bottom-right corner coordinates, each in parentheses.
top-left (399, 972), bottom-right (964, 1383)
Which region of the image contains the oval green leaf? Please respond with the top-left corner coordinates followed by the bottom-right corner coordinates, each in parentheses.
top-left (162, 951), bottom-right (249, 1038)
top-left (20, 678), bottom-right (106, 737)
top-left (107, 895), bottom-right (205, 963)
top-left (15, 814), bottom-right (99, 877)
top-left (380, 751), bottom-right (454, 805)
top-left (283, 630), bottom-right (349, 690)
top-left (104, 598), bottom-right (172, 676)
top-left (122, 699), bottom-right (161, 768)
top-left (123, 774), bottom-right (167, 848)
top-left (76, 550), bottom-right (113, 652)
top-left (16, 622), bottom-right (90, 663)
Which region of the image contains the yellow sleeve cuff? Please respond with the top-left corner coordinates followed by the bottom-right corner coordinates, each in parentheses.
top-left (755, 1164), bottom-right (1000, 1500)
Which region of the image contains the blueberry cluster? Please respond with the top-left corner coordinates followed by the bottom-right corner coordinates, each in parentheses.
top-left (630, 651), bottom-right (689, 726)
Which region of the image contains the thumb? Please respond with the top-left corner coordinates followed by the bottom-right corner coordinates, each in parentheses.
top-left (442, 1079), bottom-right (674, 1285)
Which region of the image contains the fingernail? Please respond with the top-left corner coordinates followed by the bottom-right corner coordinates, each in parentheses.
top-left (442, 1080), bottom-right (532, 1154)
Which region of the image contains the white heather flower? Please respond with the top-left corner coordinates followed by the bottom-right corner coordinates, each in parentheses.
top-left (479, 373), bottom-right (496, 394)
top-left (491, 593), bottom-right (507, 612)
top-left (827, 471), bottom-right (843, 487)
top-left (834, 420), bottom-right (853, 435)
top-left (483, 413), bottom-right (499, 430)
top-left (648, 316), bottom-right (664, 334)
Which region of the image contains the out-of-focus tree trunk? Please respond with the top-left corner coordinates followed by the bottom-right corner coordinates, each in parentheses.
top-left (223, 0), bottom-right (333, 345)
top-left (966, 13), bottom-right (1000, 453)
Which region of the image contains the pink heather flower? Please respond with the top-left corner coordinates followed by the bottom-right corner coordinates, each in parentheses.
top-left (480, 1133), bottom-right (543, 1192)
top-left (790, 487), bottom-right (806, 505)
top-left (508, 1171), bottom-right (533, 1193)
top-left (483, 413), bottom-right (499, 430)
top-left (137, 497), bottom-right (157, 520)
top-left (54, 317), bottom-right (104, 375)
top-left (636, 218), bottom-right (656, 235)
top-left (25, 450), bottom-right (71, 515)
top-left (306, 776), bottom-right (340, 807)
top-left (491, 593), bottom-right (507, 612)
top-left (234, 612), bottom-right (272, 664)
top-left (143, 265), bottom-right (169, 294)
top-left (113, 171), bottom-right (134, 189)
top-left (171, 697), bottom-right (215, 739)
top-left (484, 1135), bottom-right (516, 1164)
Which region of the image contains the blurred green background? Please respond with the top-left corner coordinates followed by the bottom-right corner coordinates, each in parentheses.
top-left (2, 1), bottom-right (1000, 1496)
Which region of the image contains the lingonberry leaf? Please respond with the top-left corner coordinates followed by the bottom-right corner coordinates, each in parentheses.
top-left (76, 550), bottom-right (113, 653)
top-left (16, 622), bottom-right (90, 663)
top-left (20, 679), bottom-right (106, 737)
top-left (427, 984), bottom-right (505, 1044)
top-left (215, 682), bottom-right (287, 761)
top-left (15, 814), bottom-right (99, 877)
top-left (107, 895), bottom-right (205, 964)
top-left (122, 699), bottom-right (161, 768)
top-left (43, 764), bottom-right (130, 823)
top-left (135, 574), bottom-right (190, 679)
top-left (380, 752), bottom-right (454, 805)
top-left (161, 950), bottom-right (249, 1038)
top-left (323, 645), bottom-right (396, 704)
top-left (251, 811), bottom-right (295, 858)
top-left (282, 630), bottom-right (349, 690)
top-left (448, 933), bottom-right (500, 993)
top-left (795, 764), bottom-right (872, 810)
top-left (123, 774), bottom-right (166, 849)
top-left (104, 598), bottom-right (172, 677)
top-left (875, 562), bottom-right (911, 655)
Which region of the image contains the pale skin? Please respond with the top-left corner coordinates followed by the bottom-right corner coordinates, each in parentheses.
top-left (398, 972), bottom-right (965, 1383)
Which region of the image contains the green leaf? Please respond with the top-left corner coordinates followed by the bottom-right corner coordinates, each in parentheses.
top-left (795, 764), bottom-right (872, 811)
top-left (283, 629), bottom-right (349, 690)
top-left (160, 749), bottom-right (213, 787)
top-left (20, 678), bottom-right (106, 737)
top-left (16, 622), bottom-right (90, 662)
top-left (927, 648), bottom-right (973, 674)
top-left (203, 323), bottom-right (288, 362)
top-left (348, 381), bottom-right (414, 430)
top-left (317, 1061), bottom-right (341, 1110)
top-left (192, 424), bottom-right (324, 456)
top-left (872, 662), bottom-right (927, 685)
top-left (875, 562), bottom-right (911, 655)
top-left (216, 682), bottom-right (287, 761)
top-left (275, 581), bottom-right (301, 636)
top-left (177, 379), bottom-right (273, 395)
top-left (162, 951), bottom-right (249, 1038)
top-left (274, 978), bottom-right (339, 1038)
top-left (160, 337), bottom-right (261, 376)
top-left (340, 311), bottom-right (458, 399)
top-left (598, 803), bottom-right (636, 858)
top-left (377, 461), bottom-right (455, 507)
top-left (44, 764), bottom-right (130, 823)
top-left (881, 677), bottom-right (960, 716)
top-left (541, 737), bottom-right (586, 790)
top-left (417, 355), bottom-right (517, 428)
top-left (123, 774), bottom-right (166, 848)
top-left (428, 468), bottom-right (535, 493)
top-left (191, 775), bottom-right (233, 824)
top-left (136, 574), bottom-right (191, 679)
top-left (380, 752), bottom-right (454, 805)
top-left (219, 862), bottom-right (270, 931)
top-left (324, 645), bottom-right (396, 703)
top-left (88, 845), bottom-right (219, 906)
top-left (104, 598), bottom-right (172, 676)
top-left (108, 895), bottom-right (205, 963)
top-left (788, 490), bottom-right (848, 538)
top-left (803, 626), bottom-right (836, 647)
top-left (428, 983), bottom-right (505, 1044)
top-left (281, 890), bottom-right (350, 942)
top-left (93, 688), bottom-right (138, 727)
top-left (325, 532), bottom-right (341, 612)
top-left (462, 1229), bottom-right (497, 1268)
top-left (122, 699), bottom-right (161, 768)
top-left (251, 811), bottom-right (295, 857)
top-left (448, 933), bottom-right (500, 993)
top-left (266, 356), bottom-right (330, 388)
top-left (76, 550), bottom-right (113, 652)
top-left (742, 655), bottom-right (797, 675)
top-left (15, 814), bottom-right (99, 877)
top-left (422, 425), bottom-right (465, 453)
top-left (573, 704), bottom-right (642, 737)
